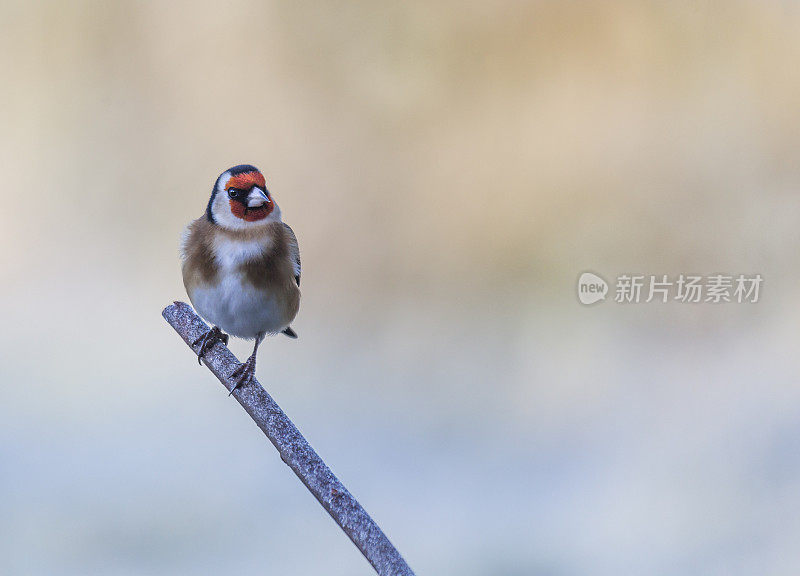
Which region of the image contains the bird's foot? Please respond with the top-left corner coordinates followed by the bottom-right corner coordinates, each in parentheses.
top-left (229, 355), bottom-right (256, 396)
top-left (191, 326), bottom-right (229, 364)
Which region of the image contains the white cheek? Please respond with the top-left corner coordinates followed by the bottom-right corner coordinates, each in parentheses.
top-left (213, 191), bottom-right (247, 230)
top-left (263, 202), bottom-right (282, 224)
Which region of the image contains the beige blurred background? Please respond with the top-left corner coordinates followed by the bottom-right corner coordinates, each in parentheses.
top-left (2, 1), bottom-right (800, 574)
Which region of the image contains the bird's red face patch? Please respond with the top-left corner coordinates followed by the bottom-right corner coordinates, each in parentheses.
top-left (227, 171), bottom-right (266, 191)
top-left (226, 171), bottom-right (273, 222)
top-left (229, 199), bottom-right (273, 221)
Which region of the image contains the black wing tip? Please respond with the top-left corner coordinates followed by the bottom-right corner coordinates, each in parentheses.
top-left (282, 327), bottom-right (298, 339)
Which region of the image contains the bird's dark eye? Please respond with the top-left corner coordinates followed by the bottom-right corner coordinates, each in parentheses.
top-left (227, 188), bottom-right (241, 199)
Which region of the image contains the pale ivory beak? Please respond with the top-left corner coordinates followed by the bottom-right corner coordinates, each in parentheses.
top-left (247, 188), bottom-right (270, 208)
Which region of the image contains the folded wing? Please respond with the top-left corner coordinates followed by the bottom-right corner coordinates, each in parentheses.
top-left (283, 223), bottom-right (301, 287)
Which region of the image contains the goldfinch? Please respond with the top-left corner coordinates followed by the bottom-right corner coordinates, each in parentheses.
top-left (181, 164), bottom-right (301, 392)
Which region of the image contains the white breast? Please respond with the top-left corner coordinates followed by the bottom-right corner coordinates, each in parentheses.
top-left (189, 234), bottom-right (290, 339)
top-left (213, 236), bottom-right (269, 269)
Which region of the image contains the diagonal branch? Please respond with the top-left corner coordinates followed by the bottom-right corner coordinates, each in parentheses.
top-left (162, 301), bottom-right (415, 576)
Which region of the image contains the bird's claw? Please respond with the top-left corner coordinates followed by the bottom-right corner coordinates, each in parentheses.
top-left (191, 326), bottom-right (229, 364)
top-left (229, 356), bottom-right (256, 396)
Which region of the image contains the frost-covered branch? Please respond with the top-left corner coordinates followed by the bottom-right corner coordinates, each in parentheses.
top-left (162, 301), bottom-right (415, 576)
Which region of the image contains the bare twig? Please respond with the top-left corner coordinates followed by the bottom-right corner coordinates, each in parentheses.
top-left (162, 301), bottom-right (415, 576)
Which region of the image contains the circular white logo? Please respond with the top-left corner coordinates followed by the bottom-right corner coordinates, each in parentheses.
top-left (577, 272), bottom-right (608, 305)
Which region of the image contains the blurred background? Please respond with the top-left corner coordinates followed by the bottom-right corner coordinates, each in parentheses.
top-left (2, 1), bottom-right (800, 574)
